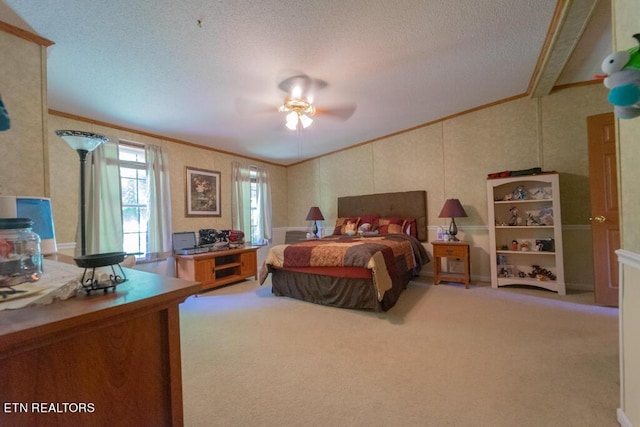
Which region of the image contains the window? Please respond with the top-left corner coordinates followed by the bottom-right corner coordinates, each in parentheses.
top-left (249, 167), bottom-right (260, 245)
top-left (119, 144), bottom-right (148, 257)
top-left (231, 162), bottom-right (272, 245)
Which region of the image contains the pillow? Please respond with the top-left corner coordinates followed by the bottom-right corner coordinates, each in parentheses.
top-left (402, 218), bottom-right (418, 238)
top-left (333, 217), bottom-right (360, 235)
top-left (378, 217), bottom-right (404, 235)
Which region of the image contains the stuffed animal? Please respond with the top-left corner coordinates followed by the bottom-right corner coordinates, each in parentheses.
top-left (357, 223), bottom-right (372, 234)
top-left (345, 220), bottom-right (357, 236)
top-left (0, 94), bottom-right (9, 131)
top-left (598, 34), bottom-right (640, 119)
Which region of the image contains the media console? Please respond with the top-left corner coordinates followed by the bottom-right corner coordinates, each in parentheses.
top-left (174, 246), bottom-right (258, 292)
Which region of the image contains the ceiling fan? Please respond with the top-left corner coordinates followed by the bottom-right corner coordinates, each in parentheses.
top-left (237, 73), bottom-right (356, 131)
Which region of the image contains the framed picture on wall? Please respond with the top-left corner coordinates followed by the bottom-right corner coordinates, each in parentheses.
top-left (185, 167), bottom-right (221, 217)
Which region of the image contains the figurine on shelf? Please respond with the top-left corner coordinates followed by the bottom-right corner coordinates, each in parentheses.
top-left (529, 186), bottom-right (551, 200)
top-left (526, 212), bottom-right (540, 226)
top-left (528, 265), bottom-right (556, 281)
top-left (508, 206), bottom-right (519, 226)
top-left (513, 186), bottom-right (528, 200)
top-left (538, 207), bottom-right (554, 226)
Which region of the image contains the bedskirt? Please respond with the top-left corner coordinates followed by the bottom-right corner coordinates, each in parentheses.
top-left (270, 267), bottom-right (412, 312)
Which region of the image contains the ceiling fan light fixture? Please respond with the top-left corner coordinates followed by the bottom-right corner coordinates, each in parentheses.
top-left (299, 114), bottom-right (313, 128)
top-left (285, 111), bottom-right (299, 130)
top-left (280, 95), bottom-right (316, 130)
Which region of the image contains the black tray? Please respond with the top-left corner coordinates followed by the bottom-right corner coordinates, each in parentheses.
top-left (74, 252), bottom-right (127, 268)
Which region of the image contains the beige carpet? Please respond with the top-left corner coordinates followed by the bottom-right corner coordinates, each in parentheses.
top-left (179, 278), bottom-right (619, 427)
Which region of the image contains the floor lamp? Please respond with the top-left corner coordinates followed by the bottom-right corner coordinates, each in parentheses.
top-left (55, 130), bottom-right (108, 256)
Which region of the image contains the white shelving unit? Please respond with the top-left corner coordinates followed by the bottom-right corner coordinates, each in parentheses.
top-left (486, 173), bottom-right (565, 295)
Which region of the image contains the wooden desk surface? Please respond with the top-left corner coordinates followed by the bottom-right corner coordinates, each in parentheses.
top-left (0, 266), bottom-right (200, 427)
top-left (0, 267), bottom-right (200, 352)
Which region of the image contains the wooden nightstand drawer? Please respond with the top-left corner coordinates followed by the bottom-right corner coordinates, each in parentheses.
top-left (433, 244), bottom-right (466, 258)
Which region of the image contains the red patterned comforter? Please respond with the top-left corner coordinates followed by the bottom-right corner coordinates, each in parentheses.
top-left (260, 234), bottom-right (429, 300)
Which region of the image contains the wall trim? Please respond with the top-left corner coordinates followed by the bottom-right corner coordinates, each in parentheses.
top-left (48, 109), bottom-right (284, 167)
top-left (426, 224), bottom-right (591, 232)
top-left (277, 225), bottom-right (591, 235)
top-left (617, 249), bottom-right (640, 270)
top-left (0, 21), bottom-right (54, 46)
top-left (616, 248), bottom-right (639, 427)
top-left (617, 408), bottom-right (632, 427)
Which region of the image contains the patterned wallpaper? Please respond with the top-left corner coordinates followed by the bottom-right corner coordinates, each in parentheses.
top-left (286, 84), bottom-right (612, 287)
top-left (0, 31), bottom-right (46, 197)
top-left (0, 24), bottom-right (616, 289)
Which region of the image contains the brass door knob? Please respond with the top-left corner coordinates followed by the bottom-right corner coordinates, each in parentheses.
top-left (589, 215), bottom-right (606, 223)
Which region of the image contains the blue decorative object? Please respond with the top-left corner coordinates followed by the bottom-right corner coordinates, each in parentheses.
top-left (0, 94), bottom-right (10, 131)
top-left (599, 34), bottom-right (640, 119)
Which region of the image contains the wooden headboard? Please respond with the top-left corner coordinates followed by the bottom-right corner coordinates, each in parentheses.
top-left (337, 191), bottom-right (428, 241)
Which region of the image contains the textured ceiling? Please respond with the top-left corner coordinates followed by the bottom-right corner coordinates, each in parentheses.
top-left (3, 0), bottom-right (611, 165)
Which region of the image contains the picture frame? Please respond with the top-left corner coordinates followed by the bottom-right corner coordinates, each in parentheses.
top-left (185, 167), bottom-right (221, 217)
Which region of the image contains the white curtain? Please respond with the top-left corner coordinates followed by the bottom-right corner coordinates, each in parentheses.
top-left (84, 138), bottom-right (123, 256)
top-left (145, 144), bottom-right (173, 259)
top-left (231, 161), bottom-right (252, 239)
top-left (254, 165), bottom-right (272, 242)
top-left (231, 162), bottom-right (272, 244)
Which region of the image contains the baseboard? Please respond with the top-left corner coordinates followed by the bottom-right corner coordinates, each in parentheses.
top-left (419, 273), bottom-right (595, 295)
top-left (565, 282), bottom-right (594, 292)
top-left (418, 271), bottom-right (490, 284)
top-left (617, 408), bottom-right (632, 427)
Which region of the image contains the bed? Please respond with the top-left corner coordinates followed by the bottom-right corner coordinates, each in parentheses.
top-left (259, 191), bottom-right (430, 311)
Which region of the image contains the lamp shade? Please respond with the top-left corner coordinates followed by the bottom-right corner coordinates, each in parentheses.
top-left (299, 114), bottom-right (313, 128)
top-left (55, 130), bottom-right (108, 152)
top-left (438, 199), bottom-right (468, 218)
top-left (306, 206), bottom-right (325, 221)
top-left (285, 112), bottom-right (298, 130)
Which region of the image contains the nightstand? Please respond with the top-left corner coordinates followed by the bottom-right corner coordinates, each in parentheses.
top-left (431, 241), bottom-right (471, 288)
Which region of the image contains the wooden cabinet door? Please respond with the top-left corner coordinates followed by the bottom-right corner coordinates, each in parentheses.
top-left (240, 250), bottom-right (257, 277)
top-left (195, 259), bottom-right (215, 285)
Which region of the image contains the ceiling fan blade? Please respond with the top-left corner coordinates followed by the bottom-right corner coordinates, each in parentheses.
top-left (235, 97), bottom-right (278, 116)
top-left (315, 103), bottom-right (357, 121)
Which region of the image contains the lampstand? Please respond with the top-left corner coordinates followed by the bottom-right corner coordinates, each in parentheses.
top-left (438, 198), bottom-right (468, 242)
top-left (305, 206), bottom-right (325, 238)
top-left (55, 130), bottom-right (109, 255)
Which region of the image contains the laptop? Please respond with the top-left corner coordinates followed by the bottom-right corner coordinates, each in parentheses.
top-left (172, 232), bottom-right (197, 254)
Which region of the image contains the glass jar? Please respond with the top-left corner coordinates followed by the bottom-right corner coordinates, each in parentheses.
top-left (0, 218), bottom-right (43, 285)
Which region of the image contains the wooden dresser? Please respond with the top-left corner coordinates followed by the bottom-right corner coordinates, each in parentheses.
top-left (174, 246), bottom-right (258, 292)
top-left (0, 267), bottom-right (200, 427)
